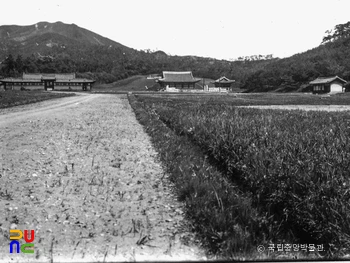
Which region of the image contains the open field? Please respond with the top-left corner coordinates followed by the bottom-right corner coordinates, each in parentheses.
top-left (93, 75), bottom-right (245, 94)
top-left (0, 90), bottom-right (75, 109)
top-left (135, 92), bottom-right (350, 106)
top-left (130, 92), bottom-right (350, 259)
top-left (0, 94), bottom-right (206, 262)
top-left (94, 75), bottom-right (161, 92)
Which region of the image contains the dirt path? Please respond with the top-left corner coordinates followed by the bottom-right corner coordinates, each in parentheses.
top-left (0, 94), bottom-right (206, 262)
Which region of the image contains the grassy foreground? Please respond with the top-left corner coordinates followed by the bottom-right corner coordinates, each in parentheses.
top-left (130, 94), bottom-right (350, 259)
top-left (0, 90), bottom-right (75, 109)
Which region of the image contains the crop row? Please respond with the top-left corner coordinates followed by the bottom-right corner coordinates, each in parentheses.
top-left (129, 95), bottom-right (271, 259)
top-left (135, 95), bottom-right (350, 257)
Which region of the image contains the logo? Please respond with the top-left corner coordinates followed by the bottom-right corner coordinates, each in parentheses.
top-left (9, 229), bottom-right (35, 254)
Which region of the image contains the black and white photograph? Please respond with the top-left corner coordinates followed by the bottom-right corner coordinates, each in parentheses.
top-left (0, 0), bottom-right (350, 261)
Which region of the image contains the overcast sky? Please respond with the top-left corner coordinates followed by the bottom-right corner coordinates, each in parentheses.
top-left (1, 0), bottom-right (350, 60)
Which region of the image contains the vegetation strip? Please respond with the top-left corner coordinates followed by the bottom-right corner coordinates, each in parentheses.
top-left (130, 94), bottom-right (350, 259)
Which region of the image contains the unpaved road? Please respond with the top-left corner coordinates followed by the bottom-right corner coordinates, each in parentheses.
top-left (0, 94), bottom-right (206, 262)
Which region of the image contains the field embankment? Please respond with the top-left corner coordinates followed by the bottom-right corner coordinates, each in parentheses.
top-left (130, 93), bottom-right (350, 260)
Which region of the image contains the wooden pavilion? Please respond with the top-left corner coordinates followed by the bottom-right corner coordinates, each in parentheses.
top-left (0, 73), bottom-right (95, 91)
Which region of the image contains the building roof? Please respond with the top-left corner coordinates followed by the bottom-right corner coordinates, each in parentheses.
top-left (158, 71), bottom-right (200, 83)
top-left (0, 78), bottom-right (95, 83)
top-left (309, 76), bottom-right (346, 85)
top-left (56, 78), bottom-right (95, 83)
top-left (0, 73), bottom-right (95, 83)
top-left (23, 73), bottom-right (76, 80)
top-left (0, 78), bottom-right (28, 82)
top-left (213, 76), bottom-right (235, 84)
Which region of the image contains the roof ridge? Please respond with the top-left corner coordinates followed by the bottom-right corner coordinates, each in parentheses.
top-left (163, 71), bottom-right (193, 74)
top-left (315, 76), bottom-right (337, 79)
top-left (309, 75), bottom-right (346, 85)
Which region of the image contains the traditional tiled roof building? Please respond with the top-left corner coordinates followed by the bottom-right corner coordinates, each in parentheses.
top-left (212, 76), bottom-right (235, 88)
top-left (0, 73), bottom-right (95, 91)
top-left (157, 71), bottom-right (201, 89)
top-left (309, 76), bottom-right (346, 94)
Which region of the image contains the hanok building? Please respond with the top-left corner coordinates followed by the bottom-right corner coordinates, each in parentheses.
top-left (204, 76), bottom-right (235, 92)
top-left (213, 76), bottom-right (235, 88)
top-left (309, 76), bottom-right (346, 94)
top-left (157, 71), bottom-right (201, 90)
top-left (0, 73), bottom-right (95, 91)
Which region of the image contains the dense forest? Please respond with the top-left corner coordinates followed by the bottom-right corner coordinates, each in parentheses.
top-left (1, 21), bottom-right (350, 92)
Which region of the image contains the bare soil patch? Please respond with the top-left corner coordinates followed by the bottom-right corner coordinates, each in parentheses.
top-left (0, 94), bottom-right (206, 262)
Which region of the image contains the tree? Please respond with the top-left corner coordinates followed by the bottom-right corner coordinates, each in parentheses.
top-left (322, 21), bottom-right (350, 44)
top-left (15, 55), bottom-right (24, 75)
top-left (23, 55), bottom-right (38, 73)
top-left (2, 54), bottom-right (16, 76)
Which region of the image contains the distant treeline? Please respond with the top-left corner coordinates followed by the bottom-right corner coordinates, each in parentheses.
top-left (2, 20), bottom-right (350, 92)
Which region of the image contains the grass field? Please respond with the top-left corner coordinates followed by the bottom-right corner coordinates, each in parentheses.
top-left (136, 92), bottom-right (350, 106)
top-left (93, 75), bottom-right (246, 93)
top-left (129, 92), bottom-right (350, 260)
top-left (0, 90), bottom-right (75, 109)
top-left (93, 75), bottom-right (161, 92)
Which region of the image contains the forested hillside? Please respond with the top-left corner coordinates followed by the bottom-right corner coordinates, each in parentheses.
top-left (0, 21), bottom-right (277, 86)
top-left (242, 21), bottom-right (350, 92)
top-left (1, 21), bottom-right (350, 92)
top-left (0, 45), bottom-right (275, 86)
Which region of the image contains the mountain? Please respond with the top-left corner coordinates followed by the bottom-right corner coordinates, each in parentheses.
top-left (6, 20), bottom-right (340, 91)
top-left (0, 21), bottom-right (130, 59)
top-left (0, 21), bottom-right (271, 85)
